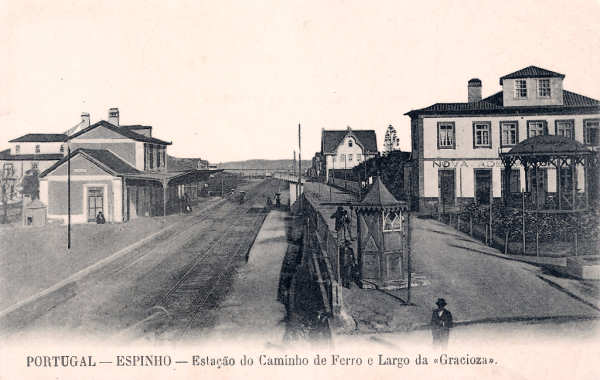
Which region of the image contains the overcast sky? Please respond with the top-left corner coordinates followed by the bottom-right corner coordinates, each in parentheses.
top-left (1, 0), bottom-right (599, 162)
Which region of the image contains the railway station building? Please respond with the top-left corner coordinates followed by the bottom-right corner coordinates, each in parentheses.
top-left (24, 108), bottom-right (219, 224)
top-left (405, 66), bottom-right (600, 214)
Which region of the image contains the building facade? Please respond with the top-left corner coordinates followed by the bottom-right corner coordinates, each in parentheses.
top-left (405, 66), bottom-right (600, 214)
top-left (0, 107), bottom-right (215, 224)
top-left (321, 127), bottom-right (378, 181)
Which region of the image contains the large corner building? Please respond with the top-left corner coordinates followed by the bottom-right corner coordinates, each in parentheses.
top-left (405, 66), bottom-right (599, 213)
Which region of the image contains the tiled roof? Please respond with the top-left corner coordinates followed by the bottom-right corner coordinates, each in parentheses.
top-left (40, 148), bottom-right (141, 177)
top-left (121, 125), bottom-right (152, 133)
top-left (360, 177), bottom-right (399, 206)
top-left (67, 120), bottom-right (171, 145)
top-left (9, 133), bottom-right (67, 143)
top-left (322, 129), bottom-right (378, 154)
top-left (502, 135), bottom-right (592, 155)
top-left (78, 148), bottom-right (142, 174)
top-left (121, 125), bottom-right (152, 130)
top-left (405, 90), bottom-right (600, 116)
top-left (499, 66), bottom-right (565, 84)
top-left (0, 148), bottom-right (63, 161)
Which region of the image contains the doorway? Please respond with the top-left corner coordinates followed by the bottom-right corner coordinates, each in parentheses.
top-left (438, 169), bottom-right (455, 211)
top-left (475, 169), bottom-right (492, 205)
top-left (528, 168), bottom-right (548, 208)
top-left (87, 187), bottom-right (104, 222)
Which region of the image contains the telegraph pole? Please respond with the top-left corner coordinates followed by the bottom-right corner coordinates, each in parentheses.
top-left (293, 150), bottom-right (297, 201)
top-left (298, 123), bottom-right (302, 211)
top-left (67, 144), bottom-right (71, 250)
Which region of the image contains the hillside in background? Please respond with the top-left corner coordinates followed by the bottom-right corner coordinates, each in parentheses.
top-left (167, 155), bottom-right (209, 171)
top-left (217, 159), bottom-right (311, 170)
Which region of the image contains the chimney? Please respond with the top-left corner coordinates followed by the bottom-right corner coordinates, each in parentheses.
top-left (468, 78), bottom-right (482, 103)
top-left (64, 112), bottom-right (91, 135)
top-left (81, 112), bottom-right (90, 128)
top-left (108, 107), bottom-right (119, 126)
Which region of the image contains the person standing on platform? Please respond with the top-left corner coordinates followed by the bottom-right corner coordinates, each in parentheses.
top-left (96, 211), bottom-right (106, 224)
top-left (331, 206), bottom-right (346, 246)
top-left (341, 241), bottom-right (356, 288)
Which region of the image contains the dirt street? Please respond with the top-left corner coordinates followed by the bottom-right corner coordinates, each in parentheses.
top-left (0, 179), bottom-right (285, 341)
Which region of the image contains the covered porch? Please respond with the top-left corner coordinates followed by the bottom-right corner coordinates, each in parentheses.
top-left (500, 135), bottom-right (597, 211)
top-left (122, 169), bottom-right (222, 220)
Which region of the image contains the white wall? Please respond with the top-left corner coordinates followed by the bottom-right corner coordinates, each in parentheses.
top-left (502, 77), bottom-right (564, 107)
top-left (330, 136), bottom-right (366, 169)
top-left (112, 178), bottom-right (123, 222)
top-left (135, 142), bottom-right (145, 171)
top-left (422, 113), bottom-right (599, 160)
top-left (423, 159), bottom-right (509, 198)
top-left (10, 142), bottom-right (64, 155)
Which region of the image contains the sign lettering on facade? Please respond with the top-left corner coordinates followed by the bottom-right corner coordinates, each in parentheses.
top-left (431, 159), bottom-right (522, 168)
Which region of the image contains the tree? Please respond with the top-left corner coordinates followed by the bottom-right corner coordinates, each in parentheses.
top-left (1, 166), bottom-right (17, 224)
top-left (22, 167), bottom-right (40, 200)
top-left (1, 177), bottom-right (9, 224)
top-left (383, 124), bottom-right (400, 154)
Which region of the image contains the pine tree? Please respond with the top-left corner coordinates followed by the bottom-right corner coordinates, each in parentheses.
top-left (383, 124), bottom-right (400, 154)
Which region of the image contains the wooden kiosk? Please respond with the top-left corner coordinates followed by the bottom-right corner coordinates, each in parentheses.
top-left (354, 177), bottom-right (410, 290)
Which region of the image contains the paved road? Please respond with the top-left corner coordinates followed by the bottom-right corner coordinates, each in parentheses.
top-left (299, 182), bottom-right (599, 336)
top-left (0, 179), bottom-right (282, 340)
top-left (411, 218), bottom-right (599, 321)
top-left (343, 216), bottom-right (599, 333)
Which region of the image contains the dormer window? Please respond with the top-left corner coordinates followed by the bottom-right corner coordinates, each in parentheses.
top-left (514, 79), bottom-right (527, 99)
top-left (60, 144), bottom-right (65, 153)
top-left (15, 145), bottom-right (20, 154)
top-left (35, 145), bottom-right (40, 154)
top-left (538, 79), bottom-right (551, 98)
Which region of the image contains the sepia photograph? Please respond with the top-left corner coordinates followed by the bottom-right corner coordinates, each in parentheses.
top-left (0, 1), bottom-right (599, 379)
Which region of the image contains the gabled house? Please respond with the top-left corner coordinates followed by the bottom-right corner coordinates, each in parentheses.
top-left (321, 127), bottom-right (378, 181)
top-left (34, 107), bottom-right (217, 224)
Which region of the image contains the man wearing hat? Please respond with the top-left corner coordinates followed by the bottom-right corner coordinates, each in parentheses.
top-left (431, 298), bottom-right (453, 348)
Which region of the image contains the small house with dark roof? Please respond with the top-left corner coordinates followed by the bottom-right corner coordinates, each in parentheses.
top-left (1, 132), bottom-right (69, 201)
top-left (405, 66), bottom-right (600, 214)
top-left (320, 127), bottom-right (378, 181)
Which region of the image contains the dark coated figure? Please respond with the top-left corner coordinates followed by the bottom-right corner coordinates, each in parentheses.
top-left (96, 211), bottom-right (106, 224)
top-left (431, 298), bottom-right (453, 349)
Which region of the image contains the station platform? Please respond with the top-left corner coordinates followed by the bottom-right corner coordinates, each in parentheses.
top-left (207, 210), bottom-right (288, 346)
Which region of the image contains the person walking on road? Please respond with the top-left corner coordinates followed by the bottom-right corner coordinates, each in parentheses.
top-left (431, 298), bottom-right (453, 349)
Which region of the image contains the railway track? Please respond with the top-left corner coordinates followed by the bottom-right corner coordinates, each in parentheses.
top-left (124, 179), bottom-right (278, 338)
top-left (1, 179), bottom-right (281, 337)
